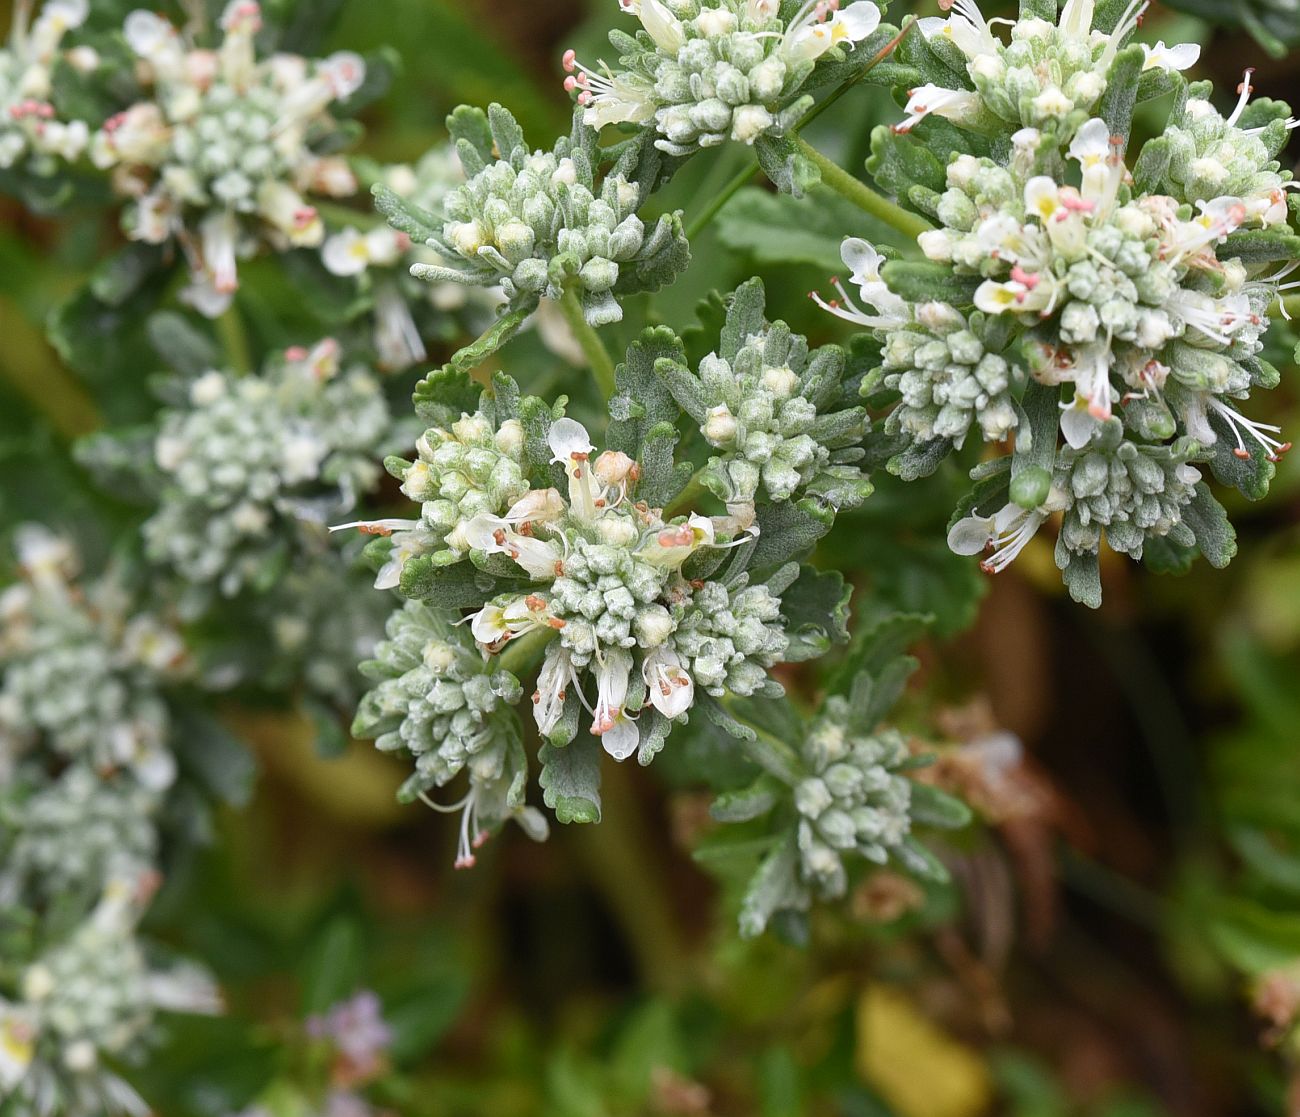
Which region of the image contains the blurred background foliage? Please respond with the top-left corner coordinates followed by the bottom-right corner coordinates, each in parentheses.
top-left (2, 0), bottom-right (1300, 1114)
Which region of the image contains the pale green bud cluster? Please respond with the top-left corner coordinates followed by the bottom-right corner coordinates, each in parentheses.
top-left (3, 768), bottom-right (159, 903)
top-left (567, 0), bottom-right (883, 155)
top-left (1054, 420), bottom-right (1204, 560)
top-left (383, 411), bottom-right (529, 573)
top-left (426, 139), bottom-right (663, 326)
top-left (794, 698), bottom-right (913, 898)
top-left (880, 303), bottom-right (1017, 448)
top-left (0, 532), bottom-right (218, 1116)
top-left (0, 554), bottom-right (185, 784)
top-left (692, 321), bottom-right (870, 509)
top-left (353, 601), bottom-right (523, 800)
top-left (661, 278), bottom-right (871, 516)
top-left (137, 343), bottom-right (391, 604)
top-left (1155, 87), bottom-right (1296, 223)
top-left (550, 538), bottom-right (671, 668)
top-left (669, 575), bottom-right (788, 698)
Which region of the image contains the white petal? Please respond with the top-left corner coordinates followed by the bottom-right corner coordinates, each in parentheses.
top-left (946, 515), bottom-right (994, 555)
top-left (600, 717), bottom-right (639, 761)
top-left (1059, 400), bottom-right (1100, 449)
top-left (547, 417), bottom-right (594, 463)
top-left (1068, 118), bottom-right (1110, 164)
top-left (841, 236), bottom-right (883, 284)
top-left (837, 2), bottom-right (882, 40)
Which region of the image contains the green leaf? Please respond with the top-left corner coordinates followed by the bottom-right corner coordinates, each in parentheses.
top-left (1182, 483), bottom-right (1238, 569)
top-left (881, 261), bottom-right (979, 306)
top-left (829, 611), bottom-right (931, 696)
top-left (539, 736), bottom-right (603, 824)
top-left (779, 565), bottom-right (853, 663)
top-left (300, 915), bottom-right (365, 1015)
top-left (711, 775), bottom-right (783, 823)
top-left (1056, 545), bottom-right (1103, 609)
top-left (371, 182), bottom-right (441, 245)
top-left (607, 326), bottom-right (686, 456)
top-left (1098, 43), bottom-right (1144, 140)
top-left (147, 311), bottom-right (219, 377)
top-left (908, 781), bottom-right (973, 829)
top-left (398, 557), bottom-right (526, 607)
top-left (751, 500), bottom-right (834, 567)
top-left (754, 132), bottom-right (822, 198)
top-left (738, 834), bottom-right (807, 938)
top-left (716, 186), bottom-right (902, 272)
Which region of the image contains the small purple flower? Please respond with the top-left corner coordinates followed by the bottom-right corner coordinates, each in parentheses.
top-left (305, 990), bottom-right (393, 1087)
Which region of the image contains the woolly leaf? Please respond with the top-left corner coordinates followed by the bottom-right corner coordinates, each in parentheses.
top-left (1098, 43), bottom-right (1144, 140)
top-left (1183, 484), bottom-right (1238, 569)
top-left (608, 326), bottom-right (687, 455)
top-left (751, 500), bottom-right (833, 567)
top-left (147, 311), bottom-right (219, 377)
top-left (754, 132), bottom-right (822, 198)
top-left (710, 775), bottom-right (783, 823)
top-left (738, 835), bottom-right (808, 939)
top-left (909, 781), bottom-right (973, 829)
top-left (1056, 545), bottom-right (1103, 609)
top-left (371, 182), bottom-right (441, 245)
top-left (539, 736), bottom-right (603, 824)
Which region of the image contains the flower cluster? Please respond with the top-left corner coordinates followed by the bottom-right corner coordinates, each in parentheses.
top-left (366, 410), bottom-right (530, 588)
top-left (899, 0), bottom-right (1198, 134)
top-left (658, 278), bottom-right (871, 517)
top-left (792, 701), bottom-right (915, 897)
top-left (467, 417), bottom-right (790, 758)
top-left (388, 104), bottom-right (689, 326)
top-left (128, 339), bottom-right (392, 608)
top-left (91, 1), bottom-right (365, 315)
top-left (0, 529), bottom-right (219, 1116)
top-left (343, 336), bottom-right (856, 857)
top-left (0, 0), bottom-right (92, 175)
top-left (563, 0), bottom-right (882, 154)
top-left (829, 3), bottom-right (1299, 602)
top-left (322, 146), bottom-right (498, 370)
top-left (720, 638), bottom-right (968, 938)
top-left (353, 600), bottom-right (544, 868)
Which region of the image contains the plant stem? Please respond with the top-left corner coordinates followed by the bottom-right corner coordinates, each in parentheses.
top-left (559, 286), bottom-right (617, 399)
top-left (217, 300), bottom-right (253, 375)
top-left (794, 20), bottom-right (916, 135)
top-left (793, 134), bottom-right (934, 241)
top-left (686, 160), bottom-right (758, 241)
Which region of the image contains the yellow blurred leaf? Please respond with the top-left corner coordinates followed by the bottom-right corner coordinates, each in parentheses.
top-left (855, 984), bottom-right (992, 1117)
top-left (222, 704), bottom-right (406, 827)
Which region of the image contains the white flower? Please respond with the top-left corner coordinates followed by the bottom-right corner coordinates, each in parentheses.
top-left (895, 84), bottom-right (982, 132)
top-left (533, 644), bottom-right (575, 736)
top-left (549, 418), bottom-right (599, 520)
top-left (463, 515), bottom-right (563, 580)
top-left (947, 502), bottom-right (1047, 573)
top-left (642, 646), bottom-right (694, 718)
top-left (591, 648), bottom-right (638, 760)
top-left (784, 1), bottom-right (882, 63)
top-left (916, 0), bottom-right (1000, 60)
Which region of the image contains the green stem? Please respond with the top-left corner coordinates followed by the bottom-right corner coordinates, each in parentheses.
top-left (559, 286), bottom-right (617, 399)
top-left (793, 134), bottom-right (934, 241)
top-left (217, 300), bottom-right (253, 375)
top-left (686, 160), bottom-right (758, 240)
top-left (794, 20), bottom-right (916, 135)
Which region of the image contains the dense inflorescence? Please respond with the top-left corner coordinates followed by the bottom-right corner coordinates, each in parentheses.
top-left (321, 146), bottom-right (500, 371)
top-left (90, 1), bottom-right (365, 315)
top-left (132, 339), bottom-right (392, 608)
top-left (377, 104), bottom-right (690, 326)
top-left (0, 530), bottom-right (219, 1116)
top-left (821, 0), bottom-right (1300, 604)
top-left (0, 0), bottom-right (91, 177)
top-left (563, 0), bottom-right (883, 155)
